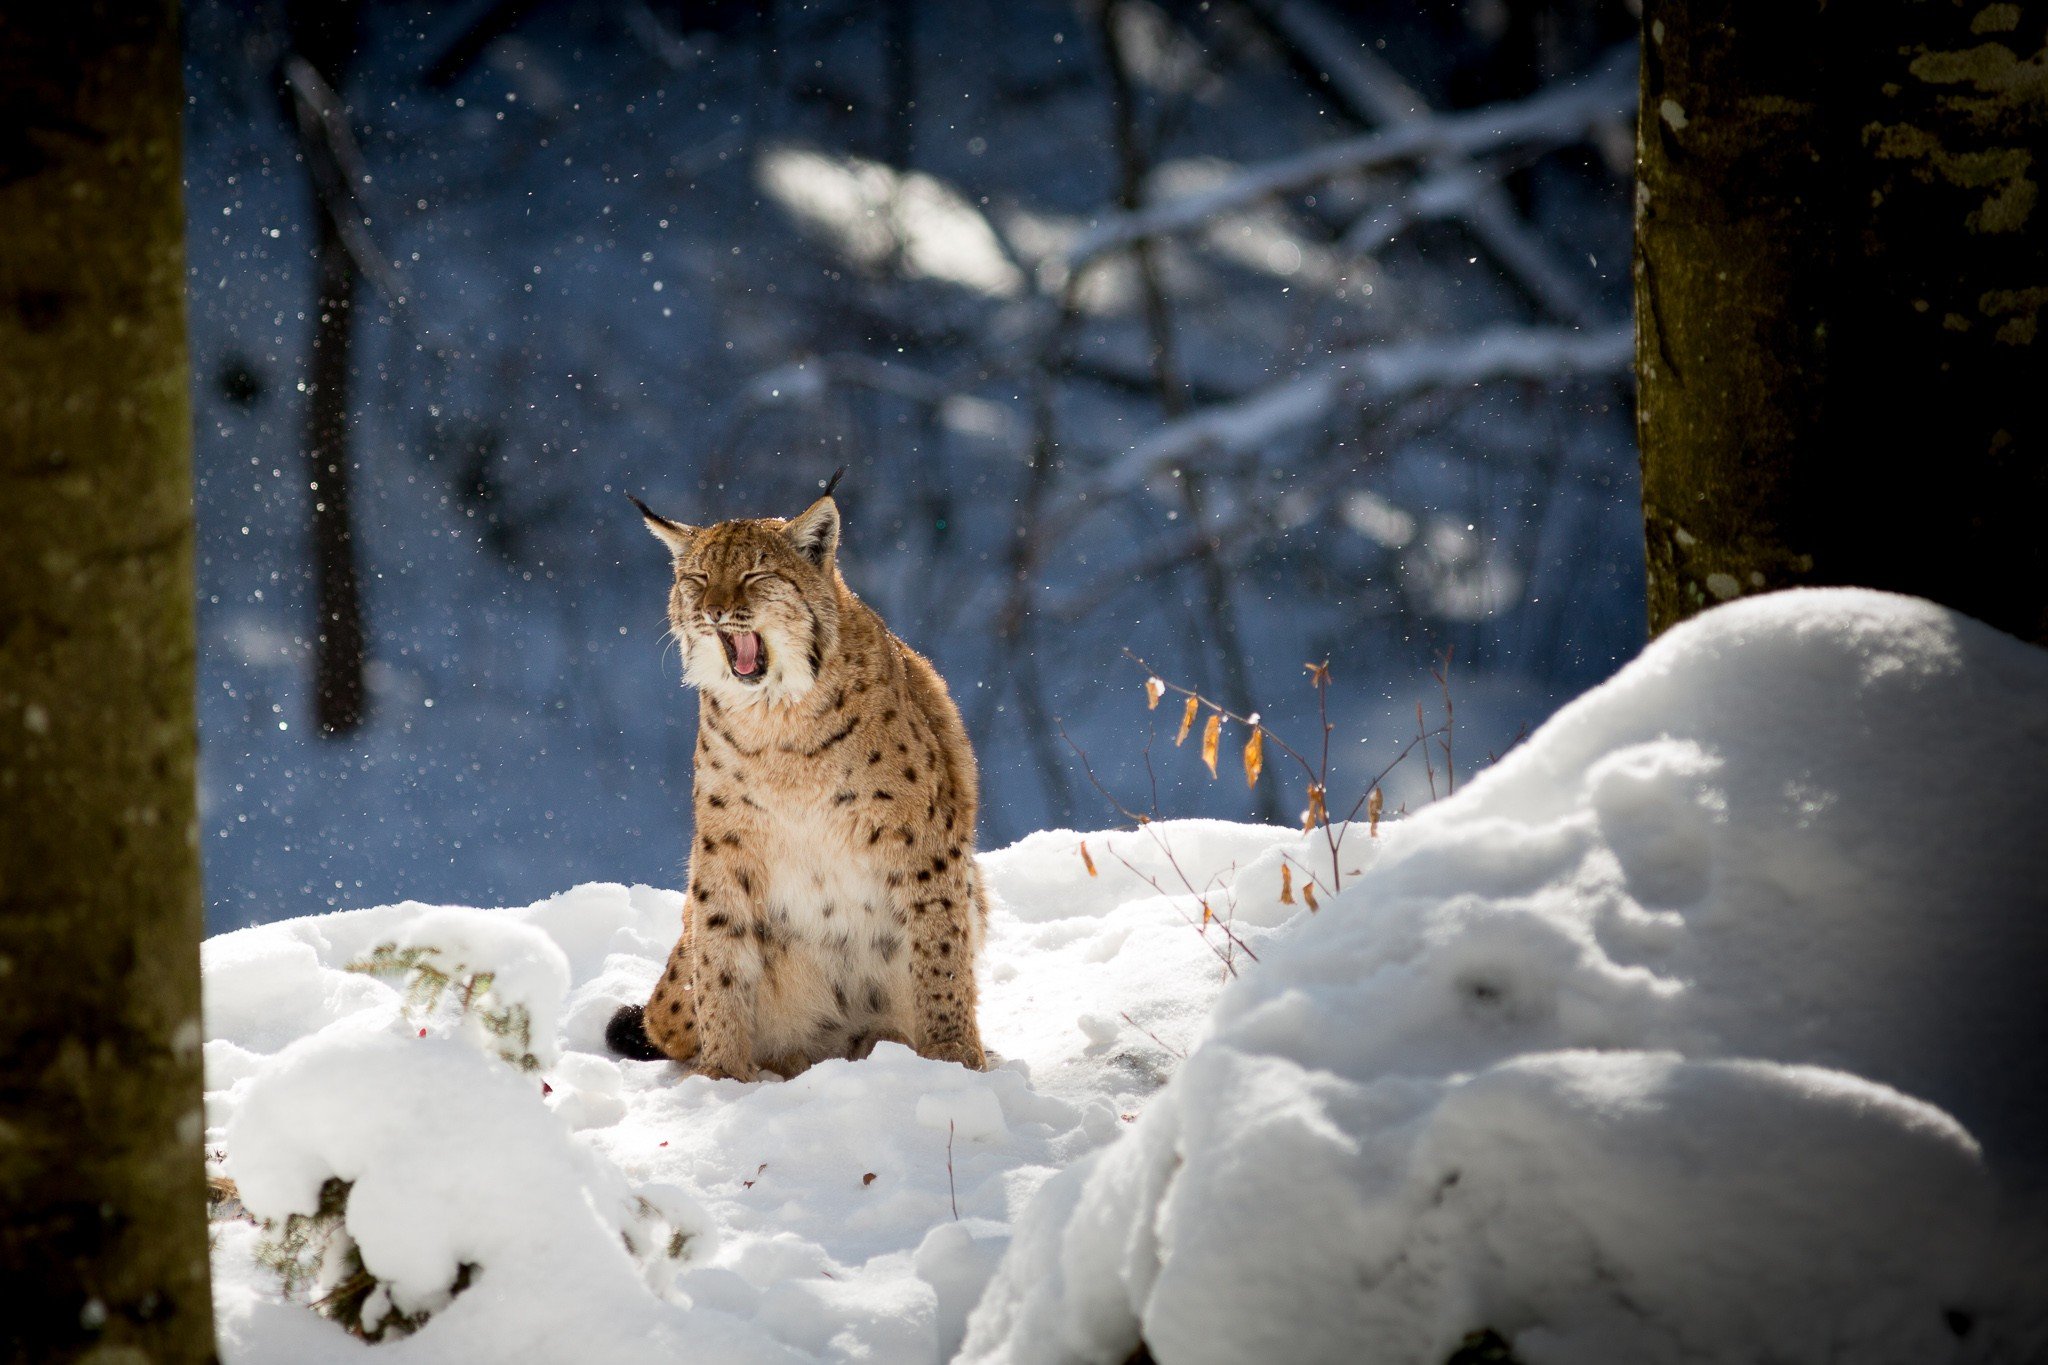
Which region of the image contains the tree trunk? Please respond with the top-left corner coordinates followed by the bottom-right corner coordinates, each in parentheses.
top-left (0, 4), bottom-right (217, 1361)
top-left (286, 0), bottom-right (369, 736)
top-left (1635, 2), bottom-right (2048, 644)
top-left (305, 206), bottom-right (368, 734)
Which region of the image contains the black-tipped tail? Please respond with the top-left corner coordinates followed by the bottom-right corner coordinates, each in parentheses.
top-left (606, 1003), bottom-right (666, 1062)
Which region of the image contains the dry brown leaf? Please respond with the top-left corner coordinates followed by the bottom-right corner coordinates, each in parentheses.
top-left (1175, 695), bottom-right (1199, 746)
top-left (1200, 899), bottom-right (1213, 926)
top-left (1080, 840), bottom-right (1098, 877)
top-left (1279, 863), bottom-right (1295, 905)
top-left (1367, 787), bottom-right (1384, 838)
top-left (1303, 882), bottom-right (1320, 912)
top-left (1304, 782), bottom-right (1328, 831)
top-left (1243, 728), bottom-right (1264, 789)
top-left (1201, 713), bottom-right (1222, 778)
top-left (1145, 677), bottom-right (1164, 710)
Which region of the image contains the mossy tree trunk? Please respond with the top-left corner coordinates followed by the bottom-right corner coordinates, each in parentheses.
top-left (1635, 2), bottom-right (2048, 643)
top-left (0, 3), bottom-right (216, 1361)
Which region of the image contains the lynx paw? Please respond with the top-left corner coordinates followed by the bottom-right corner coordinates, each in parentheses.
top-left (920, 1039), bottom-right (988, 1072)
top-left (692, 1056), bottom-right (760, 1083)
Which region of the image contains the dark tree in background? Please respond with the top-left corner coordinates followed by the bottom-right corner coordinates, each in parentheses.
top-left (0, 2), bottom-right (216, 1358)
top-left (283, 0), bottom-right (370, 735)
top-left (1636, 1), bottom-right (2048, 644)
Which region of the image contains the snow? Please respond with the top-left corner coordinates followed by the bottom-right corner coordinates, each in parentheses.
top-left (962, 589), bottom-right (2048, 1364)
top-left (207, 589), bottom-right (2048, 1362)
top-left (208, 822), bottom-right (1308, 1362)
top-left (758, 147), bottom-right (1027, 299)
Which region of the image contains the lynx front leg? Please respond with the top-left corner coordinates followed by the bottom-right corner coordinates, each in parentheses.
top-left (900, 850), bottom-right (987, 1071)
top-left (686, 838), bottom-right (768, 1081)
top-left (637, 918), bottom-right (700, 1062)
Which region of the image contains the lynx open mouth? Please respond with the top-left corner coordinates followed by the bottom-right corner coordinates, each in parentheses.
top-left (719, 630), bottom-right (766, 684)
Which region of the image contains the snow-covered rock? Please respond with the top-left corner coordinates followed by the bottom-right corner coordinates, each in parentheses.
top-left (960, 589), bottom-right (2048, 1364)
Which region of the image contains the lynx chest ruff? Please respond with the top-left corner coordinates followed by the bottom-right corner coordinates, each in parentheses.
top-left (606, 483), bottom-right (990, 1081)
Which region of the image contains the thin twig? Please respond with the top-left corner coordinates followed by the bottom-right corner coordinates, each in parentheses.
top-left (1060, 717), bottom-right (1264, 971)
top-left (1277, 849), bottom-right (1337, 903)
top-left (1133, 646), bottom-right (1343, 882)
top-left (1326, 719), bottom-right (1450, 869)
top-left (1417, 701), bottom-right (1438, 802)
top-left (946, 1120), bottom-right (959, 1221)
top-left (1433, 647), bottom-right (1456, 794)
top-left (1056, 719), bottom-right (1151, 827)
top-left (1119, 1011), bottom-right (1186, 1059)
top-left (1105, 841), bottom-right (1261, 969)
top-left (1123, 649), bottom-right (1321, 780)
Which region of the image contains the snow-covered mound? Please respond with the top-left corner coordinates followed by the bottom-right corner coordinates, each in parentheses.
top-left (961, 589), bottom-right (2048, 1365)
top-left (206, 589), bottom-right (2048, 1363)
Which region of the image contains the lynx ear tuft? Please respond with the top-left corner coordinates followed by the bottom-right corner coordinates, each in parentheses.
top-left (784, 496), bottom-right (841, 568)
top-left (629, 494), bottom-right (697, 557)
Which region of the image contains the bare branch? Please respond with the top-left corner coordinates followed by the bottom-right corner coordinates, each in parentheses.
top-left (1062, 45), bottom-right (1635, 274)
top-left (1243, 0), bottom-right (1607, 325)
top-left (1119, 1011), bottom-right (1185, 1059)
top-left (621, 0), bottom-right (710, 73)
top-left (282, 56), bottom-right (406, 309)
top-left (1121, 649), bottom-right (1321, 783)
top-left (421, 0), bottom-right (548, 88)
top-left (1083, 322), bottom-right (1631, 500)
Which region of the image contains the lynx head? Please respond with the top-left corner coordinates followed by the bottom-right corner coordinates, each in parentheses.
top-left (633, 488), bottom-right (843, 708)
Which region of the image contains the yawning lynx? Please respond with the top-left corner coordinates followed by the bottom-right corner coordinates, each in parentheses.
top-left (605, 479), bottom-right (988, 1079)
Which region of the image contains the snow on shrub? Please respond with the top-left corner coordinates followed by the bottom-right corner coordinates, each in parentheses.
top-left (960, 590), bottom-right (2048, 1365)
top-left (343, 906), bottom-right (572, 1072)
top-left (225, 1014), bottom-right (710, 1342)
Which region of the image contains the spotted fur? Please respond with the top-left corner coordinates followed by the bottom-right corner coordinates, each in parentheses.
top-left (609, 490), bottom-right (989, 1080)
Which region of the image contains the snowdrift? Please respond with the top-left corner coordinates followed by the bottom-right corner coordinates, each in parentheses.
top-left (204, 590), bottom-right (2048, 1363)
top-left (961, 589), bottom-right (2048, 1364)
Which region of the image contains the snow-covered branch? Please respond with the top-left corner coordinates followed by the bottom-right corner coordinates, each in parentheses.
top-left (1063, 44), bottom-right (1636, 274)
top-left (282, 56), bottom-right (407, 309)
top-left (1243, 0), bottom-right (1606, 325)
top-left (1085, 322), bottom-right (1632, 497)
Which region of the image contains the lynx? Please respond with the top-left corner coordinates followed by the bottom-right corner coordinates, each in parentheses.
top-left (605, 479), bottom-right (989, 1080)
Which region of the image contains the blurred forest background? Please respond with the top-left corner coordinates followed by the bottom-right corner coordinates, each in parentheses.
top-left (184, 0), bottom-right (1642, 929)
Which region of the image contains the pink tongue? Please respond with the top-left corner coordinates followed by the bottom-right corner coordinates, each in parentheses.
top-left (732, 632), bottom-right (761, 675)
